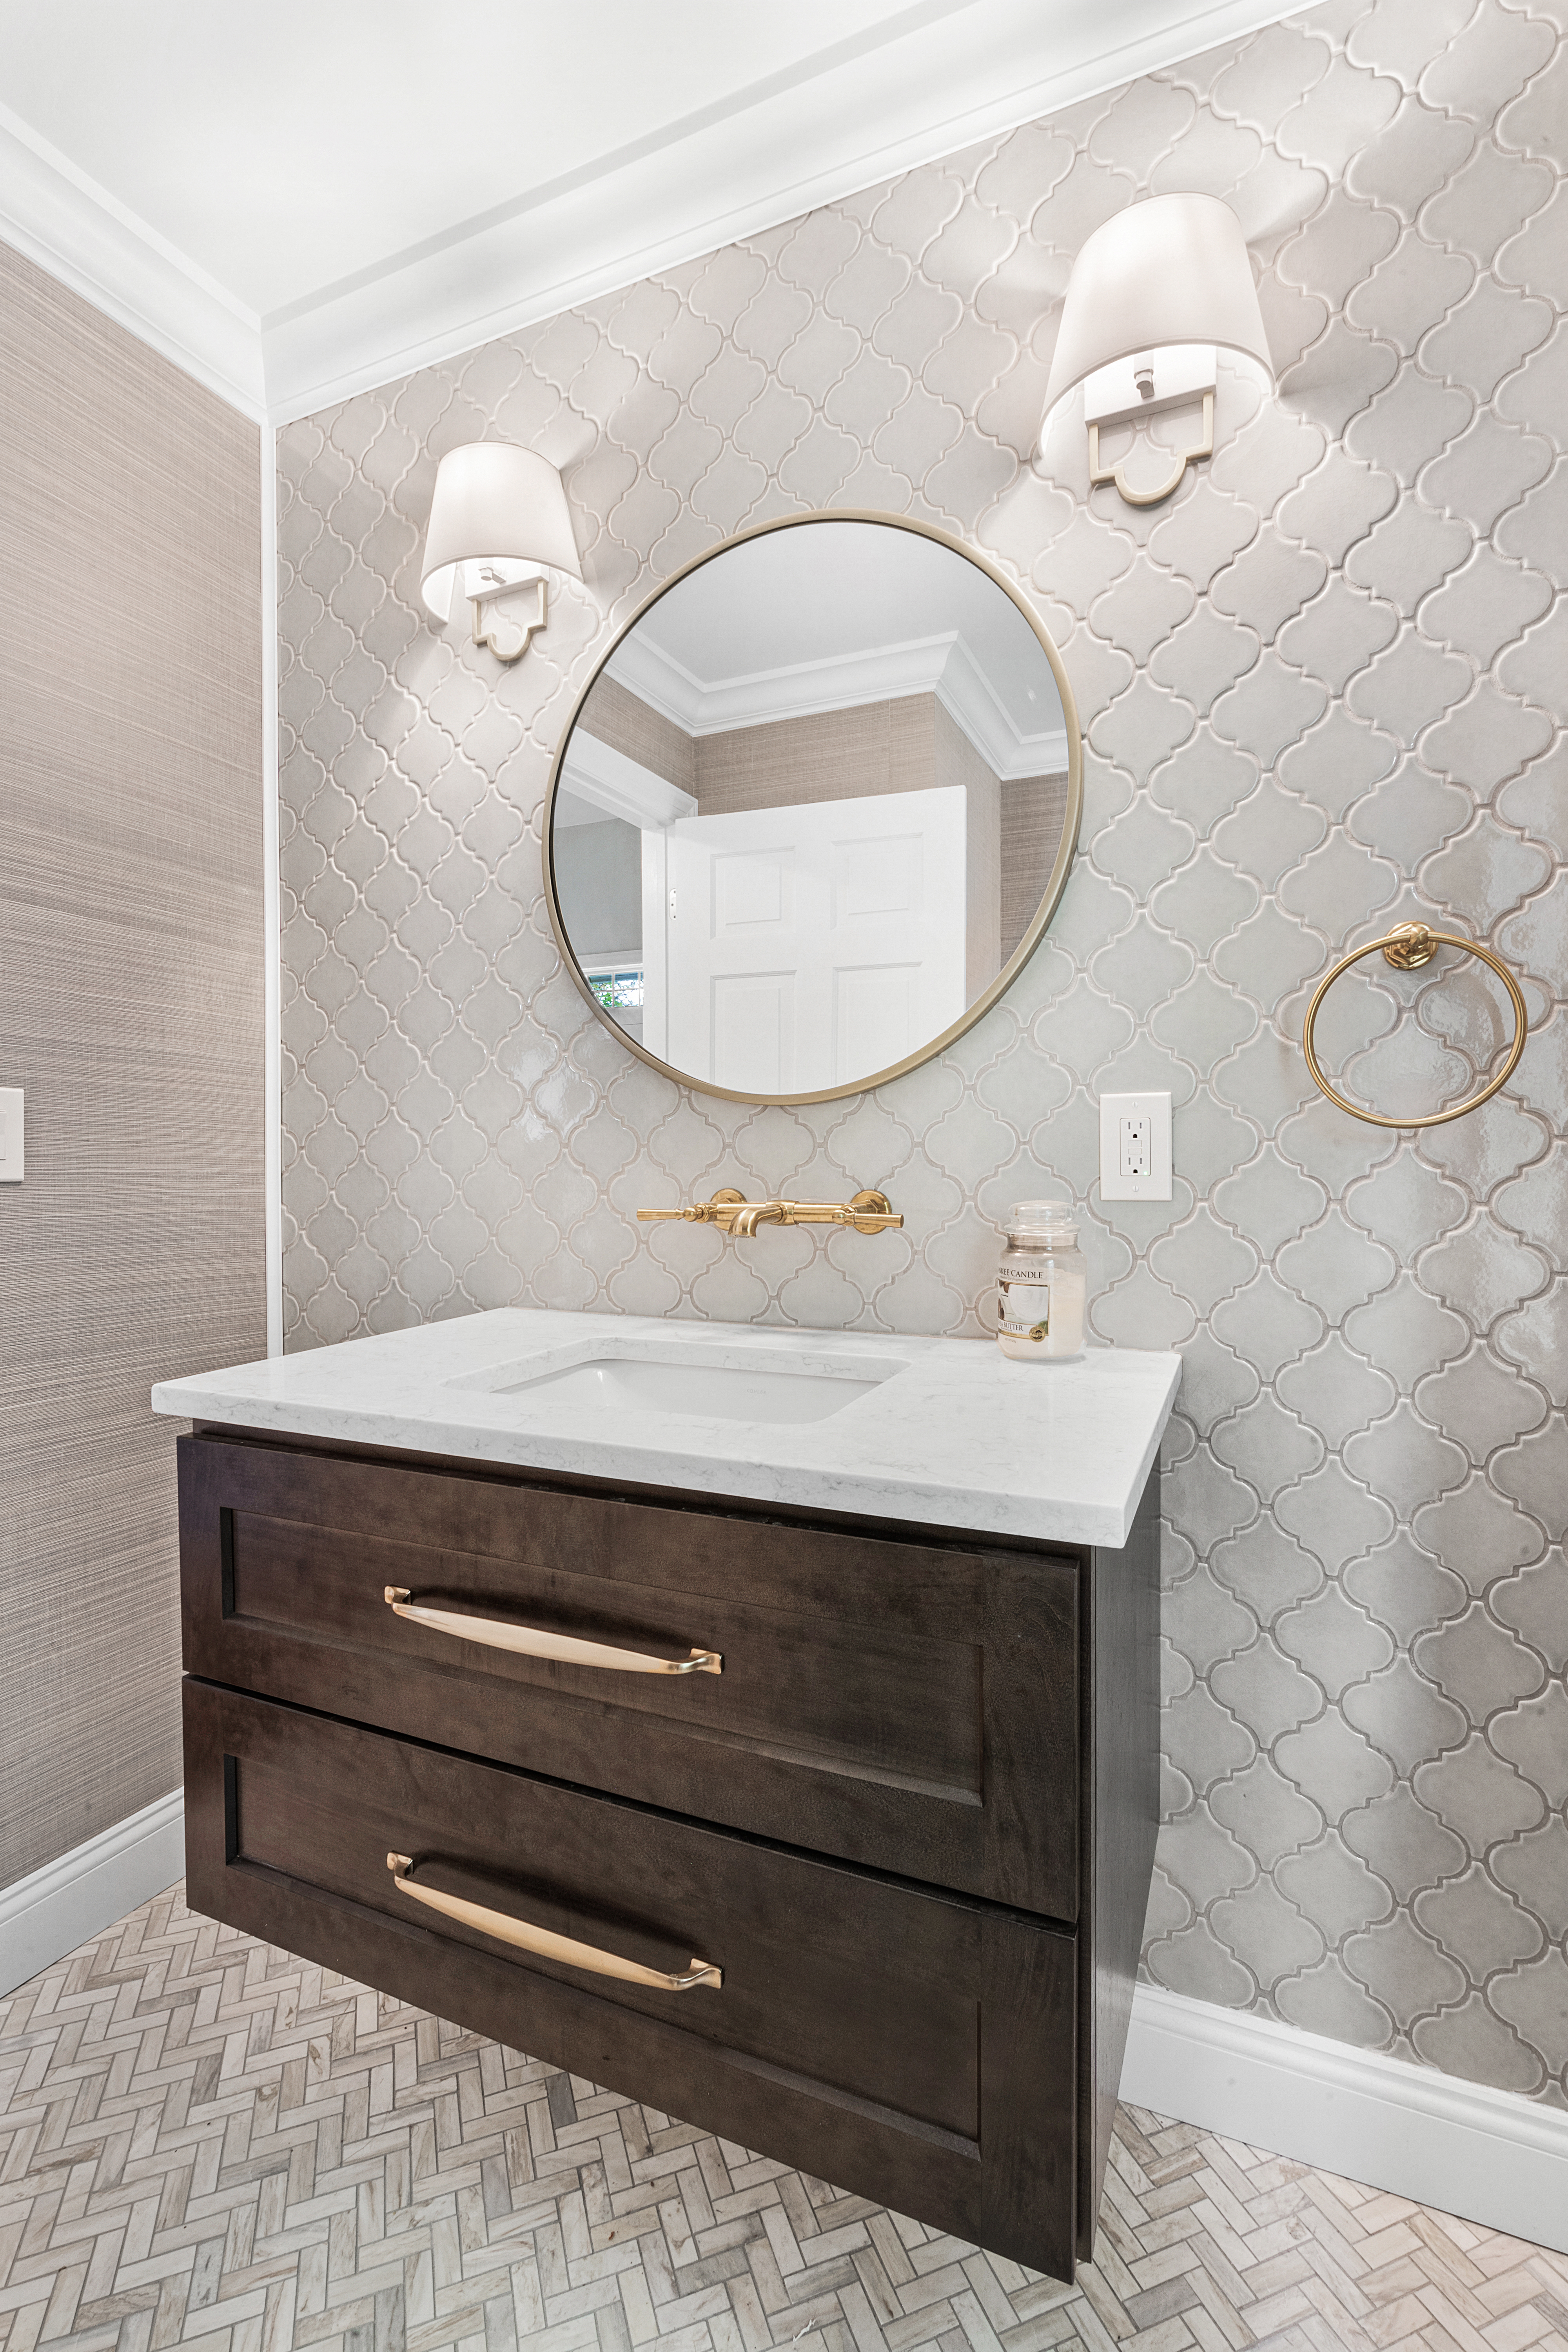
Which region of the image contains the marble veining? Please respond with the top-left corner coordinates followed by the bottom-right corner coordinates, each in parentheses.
top-left (153, 1311), bottom-right (1180, 1545)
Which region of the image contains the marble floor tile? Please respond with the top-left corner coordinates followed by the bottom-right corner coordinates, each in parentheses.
top-left (3, 1887), bottom-right (1564, 2352)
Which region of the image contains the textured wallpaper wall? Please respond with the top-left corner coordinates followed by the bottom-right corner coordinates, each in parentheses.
top-left (276, 0), bottom-right (1566, 2106)
top-left (1, 241), bottom-right (265, 1888)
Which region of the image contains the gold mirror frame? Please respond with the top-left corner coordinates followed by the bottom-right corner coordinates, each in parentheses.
top-left (543, 510), bottom-right (1084, 1107)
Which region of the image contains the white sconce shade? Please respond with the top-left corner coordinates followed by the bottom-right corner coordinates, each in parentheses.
top-left (1043, 193), bottom-right (1272, 506)
top-left (421, 442), bottom-right (582, 660)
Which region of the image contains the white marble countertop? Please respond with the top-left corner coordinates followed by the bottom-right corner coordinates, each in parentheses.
top-left (152, 1310), bottom-right (1181, 1548)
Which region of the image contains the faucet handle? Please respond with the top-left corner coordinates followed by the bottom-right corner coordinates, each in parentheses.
top-left (843, 1190), bottom-right (904, 1234)
top-left (638, 1189), bottom-right (748, 1225)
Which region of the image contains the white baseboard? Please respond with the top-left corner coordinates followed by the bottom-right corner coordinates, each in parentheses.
top-left (5, 1813), bottom-right (1564, 2258)
top-left (1124, 1979), bottom-right (1568, 2257)
top-left (0, 1791), bottom-right (185, 1997)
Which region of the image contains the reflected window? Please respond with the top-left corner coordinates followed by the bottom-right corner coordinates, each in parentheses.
top-left (587, 964), bottom-right (645, 1012)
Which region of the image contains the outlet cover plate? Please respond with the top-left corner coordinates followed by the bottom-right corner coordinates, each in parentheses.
top-left (1100, 1090), bottom-right (1171, 1202)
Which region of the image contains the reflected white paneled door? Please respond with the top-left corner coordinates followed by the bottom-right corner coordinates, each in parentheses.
top-left (662, 787), bottom-right (967, 1093)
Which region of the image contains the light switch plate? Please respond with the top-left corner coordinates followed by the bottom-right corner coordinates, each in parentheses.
top-left (0, 1089), bottom-right (22, 1182)
top-left (1100, 1090), bottom-right (1171, 1201)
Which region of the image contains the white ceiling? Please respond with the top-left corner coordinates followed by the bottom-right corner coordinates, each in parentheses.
top-left (0, 0), bottom-right (1298, 421)
top-left (1, 2), bottom-right (960, 318)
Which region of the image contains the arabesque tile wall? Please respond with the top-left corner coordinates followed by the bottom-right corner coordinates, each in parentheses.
top-left (276, 0), bottom-right (1567, 2106)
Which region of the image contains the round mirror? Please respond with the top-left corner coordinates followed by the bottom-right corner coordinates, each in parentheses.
top-left (544, 513), bottom-right (1082, 1105)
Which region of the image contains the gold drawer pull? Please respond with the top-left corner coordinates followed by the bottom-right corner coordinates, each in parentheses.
top-left (386, 1854), bottom-right (722, 1991)
top-left (383, 1588), bottom-right (722, 1675)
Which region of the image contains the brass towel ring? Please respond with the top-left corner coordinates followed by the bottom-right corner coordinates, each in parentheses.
top-left (1302, 922), bottom-right (1528, 1131)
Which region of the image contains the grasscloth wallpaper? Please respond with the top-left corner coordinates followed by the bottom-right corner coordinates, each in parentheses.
top-left (276, 0), bottom-right (1567, 2104)
top-left (0, 241), bottom-right (266, 1889)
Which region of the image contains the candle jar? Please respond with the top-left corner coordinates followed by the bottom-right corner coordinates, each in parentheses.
top-left (996, 1201), bottom-right (1087, 1361)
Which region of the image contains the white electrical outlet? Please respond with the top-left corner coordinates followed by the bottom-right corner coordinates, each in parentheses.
top-left (0, 1089), bottom-right (23, 1183)
top-left (1100, 1090), bottom-right (1171, 1201)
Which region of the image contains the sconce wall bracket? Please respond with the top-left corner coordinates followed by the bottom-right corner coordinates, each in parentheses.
top-left (1083, 344), bottom-right (1217, 508)
top-left (468, 571), bottom-right (547, 662)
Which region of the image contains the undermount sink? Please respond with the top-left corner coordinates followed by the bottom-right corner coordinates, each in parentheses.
top-left (495, 1352), bottom-right (887, 1425)
top-left (151, 1305), bottom-right (1185, 1545)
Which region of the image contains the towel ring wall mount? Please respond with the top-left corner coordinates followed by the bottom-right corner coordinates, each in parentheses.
top-left (1302, 922), bottom-right (1528, 1131)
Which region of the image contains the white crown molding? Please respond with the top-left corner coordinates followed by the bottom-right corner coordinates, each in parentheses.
top-left (0, 0), bottom-right (1298, 425)
top-left (1123, 1980), bottom-right (1568, 2259)
top-left (561, 728), bottom-right (698, 829)
top-left (606, 630), bottom-right (1068, 779)
top-left (605, 627), bottom-right (946, 735)
top-left (0, 1790), bottom-right (185, 1998)
top-left (935, 635), bottom-right (1072, 780)
top-left (0, 102), bottom-right (264, 419)
top-left (261, 0), bottom-right (1302, 421)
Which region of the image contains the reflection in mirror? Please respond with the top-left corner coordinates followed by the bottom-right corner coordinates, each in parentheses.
top-left (549, 517), bottom-right (1077, 1102)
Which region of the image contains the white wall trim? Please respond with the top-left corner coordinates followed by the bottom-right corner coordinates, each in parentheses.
top-left (1124, 1980), bottom-right (1568, 2258)
top-left (6, 1817), bottom-right (1565, 2256)
top-left (261, 426), bottom-right (283, 1357)
top-left (0, 100), bottom-right (264, 419)
top-left (0, 1792), bottom-right (186, 1998)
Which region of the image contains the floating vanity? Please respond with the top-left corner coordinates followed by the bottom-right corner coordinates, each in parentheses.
top-left (146, 504), bottom-right (1182, 2275)
top-left (154, 1311), bottom-right (1178, 2280)
top-left (151, 506), bottom-right (1176, 2279)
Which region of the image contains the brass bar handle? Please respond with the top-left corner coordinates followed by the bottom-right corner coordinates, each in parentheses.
top-left (383, 1589), bottom-right (722, 1675)
top-left (1302, 922), bottom-right (1528, 1131)
top-left (638, 1188), bottom-right (745, 1226)
top-left (842, 1191), bottom-right (904, 1233)
top-left (386, 1855), bottom-right (722, 1991)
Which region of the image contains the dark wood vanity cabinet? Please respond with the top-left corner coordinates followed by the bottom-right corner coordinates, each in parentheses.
top-left (178, 1426), bottom-right (1159, 2281)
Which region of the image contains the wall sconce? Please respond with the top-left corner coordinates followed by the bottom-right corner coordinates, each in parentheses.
top-left (420, 443), bottom-right (582, 660)
top-left (1042, 193), bottom-right (1274, 508)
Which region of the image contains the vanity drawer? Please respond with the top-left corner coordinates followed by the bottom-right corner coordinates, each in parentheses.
top-left (179, 1434), bottom-right (1080, 1917)
top-left (184, 1678), bottom-right (1077, 2277)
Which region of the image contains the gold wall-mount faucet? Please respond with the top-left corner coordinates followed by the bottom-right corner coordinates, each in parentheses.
top-left (637, 1188), bottom-right (903, 1242)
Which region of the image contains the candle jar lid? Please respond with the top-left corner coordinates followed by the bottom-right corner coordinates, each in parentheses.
top-left (1006, 1198), bottom-right (1079, 1241)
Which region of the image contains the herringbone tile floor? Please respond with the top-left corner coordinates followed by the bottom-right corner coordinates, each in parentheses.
top-left (3, 1888), bottom-right (1564, 2352)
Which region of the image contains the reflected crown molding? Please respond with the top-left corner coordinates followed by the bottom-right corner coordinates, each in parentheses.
top-left (559, 726), bottom-right (698, 829)
top-left (606, 629), bottom-right (1069, 782)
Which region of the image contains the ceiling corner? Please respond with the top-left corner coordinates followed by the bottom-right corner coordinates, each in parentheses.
top-left (0, 106), bottom-right (266, 421)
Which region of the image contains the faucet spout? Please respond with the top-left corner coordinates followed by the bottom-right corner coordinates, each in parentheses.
top-left (731, 1201), bottom-right (786, 1239)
